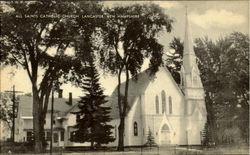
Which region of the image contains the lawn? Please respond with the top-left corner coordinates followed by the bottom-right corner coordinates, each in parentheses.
top-left (1, 144), bottom-right (249, 155)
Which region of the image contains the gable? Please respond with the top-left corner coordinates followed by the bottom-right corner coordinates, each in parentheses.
top-left (145, 67), bottom-right (184, 98)
top-left (144, 67), bottom-right (185, 115)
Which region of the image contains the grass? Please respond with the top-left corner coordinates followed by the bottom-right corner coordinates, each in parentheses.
top-left (1, 143), bottom-right (249, 155)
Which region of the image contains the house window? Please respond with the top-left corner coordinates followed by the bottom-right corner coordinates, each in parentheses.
top-left (134, 122), bottom-right (138, 136)
top-left (155, 95), bottom-right (159, 114)
top-left (76, 114), bottom-right (80, 123)
top-left (46, 131), bottom-right (51, 141)
top-left (54, 132), bottom-right (58, 143)
top-left (61, 131), bottom-right (64, 141)
top-left (42, 132), bottom-right (45, 140)
top-left (161, 90), bottom-right (166, 113)
top-left (115, 125), bottom-right (117, 139)
top-left (70, 131), bottom-right (75, 140)
top-left (169, 96), bottom-right (172, 114)
top-left (27, 131), bottom-right (34, 142)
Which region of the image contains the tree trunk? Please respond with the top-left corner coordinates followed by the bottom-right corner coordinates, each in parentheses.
top-left (118, 66), bottom-right (129, 151)
top-left (117, 67), bottom-right (124, 151)
top-left (33, 87), bottom-right (42, 153)
top-left (118, 116), bottom-right (125, 151)
top-left (39, 115), bottom-right (45, 151)
top-left (91, 140), bottom-right (94, 150)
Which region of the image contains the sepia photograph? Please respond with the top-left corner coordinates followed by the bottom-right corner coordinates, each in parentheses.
top-left (0, 1), bottom-right (249, 154)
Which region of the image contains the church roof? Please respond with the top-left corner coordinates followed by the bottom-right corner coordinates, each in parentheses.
top-left (107, 69), bottom-right (155, 119)
top-left (18, 95), bottom-right (78, 117)
top-left (107, 67), bottom-right (184, 119)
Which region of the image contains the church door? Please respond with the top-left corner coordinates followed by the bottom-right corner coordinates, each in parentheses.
top-left (160, 124), bottom-right (170, 145)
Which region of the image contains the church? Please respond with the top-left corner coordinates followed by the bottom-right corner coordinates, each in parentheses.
top-left (13, 12), bottom-right (207, 148)
top-left (106, 12), bottom-right (207, 146)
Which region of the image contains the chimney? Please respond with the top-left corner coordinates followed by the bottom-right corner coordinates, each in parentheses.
top-left (68, 92), bottom-right (72, 106)
top-left (58, 89), bottom-right (63, 98)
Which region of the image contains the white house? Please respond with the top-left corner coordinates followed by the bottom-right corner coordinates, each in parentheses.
top-left (14, 92), bottom-right (82, 147)
top-left (105, 12), bottom-right (207, 147)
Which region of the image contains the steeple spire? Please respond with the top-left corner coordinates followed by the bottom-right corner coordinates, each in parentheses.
top-left (183, 7), bottom-right (196, 73)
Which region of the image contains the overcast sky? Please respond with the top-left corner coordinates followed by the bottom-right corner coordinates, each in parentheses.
top-left (1, 1), bottom-right (249, 98)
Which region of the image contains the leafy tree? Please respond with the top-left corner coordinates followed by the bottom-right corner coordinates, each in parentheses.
top-left (166, 37), bottom-right (184, 84)
top-left (71, 56), bottom-right (114, 149)
top-left (1, 1), bottom-right (101, 152)
top-left (194, 32), bottom-right (249, 144)
top-left (94, 4), bottom-right (173, 150)
top-left (167, 32), bottom-right (249, 145)
top-left (0, 93), bottom-right (13, 130)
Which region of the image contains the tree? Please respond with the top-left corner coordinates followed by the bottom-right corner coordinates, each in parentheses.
top-left (145, 128), bottom-right (156, 148)
top-left (167, 32), bottom-right (249, 145)
top-left (166, 37), bottom-right (184, 84)
top-left (1, 1), bottom-right (101, 152)
top-left (0, 93), bottom-right (13, 130)
top-left (194, 32), bottom-right (249, 144)
top-left (95, 4), bottom-right (173, 150)
top-left (70, 56), bottom-right (114, 149)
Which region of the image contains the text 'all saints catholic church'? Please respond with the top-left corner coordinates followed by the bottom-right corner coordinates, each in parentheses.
top-left (11, 11), bottom-right (207, 147)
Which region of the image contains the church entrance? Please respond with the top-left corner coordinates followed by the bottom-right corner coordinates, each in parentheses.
top-left (160, 124), bottom-right (170, 145)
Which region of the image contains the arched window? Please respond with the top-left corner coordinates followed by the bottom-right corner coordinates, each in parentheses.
top-left (161, 91), bottom-right (166, 113)
top-left (161, 124), bottom-right (170, 131)
top-left (134, 122), bottom-right (138, 136)
top-left (155, 95), bottom-right (159, 114)
top-left (169, 96), bottom-right (172, 114)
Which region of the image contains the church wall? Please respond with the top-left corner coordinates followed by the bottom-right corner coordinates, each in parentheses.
top-left (144, 68), bottom-right (184, 116)
top-left (126, 97), bottom-right (144, 146)
top-left (141, 68), bottom-right (189, 146)
top-left (168, 116), bottom-right (188, 145)
top-left (187, 108), bottom-right (206, 145)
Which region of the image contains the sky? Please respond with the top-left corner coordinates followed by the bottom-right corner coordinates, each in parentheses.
top-left (1, 1), bottom-right (249, 98)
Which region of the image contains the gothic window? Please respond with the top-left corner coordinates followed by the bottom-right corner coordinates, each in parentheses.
top-left (155, 95), bottom-right (159, 114)
top-left (161, 90), bottom-right (166, 113)
top-left (134, 122), bottom-right (138, 136)
top-left (193, 75), bottom-right (198, 86)
top-left (192, 66), bottom-right (199, 87)
top-left (169, 96), bottom-right (172, 114)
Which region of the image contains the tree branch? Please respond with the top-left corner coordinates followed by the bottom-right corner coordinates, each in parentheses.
top-left (18, 42), bottom-right (32, 81)
top-left (11, 52), bottom-right (25, 66)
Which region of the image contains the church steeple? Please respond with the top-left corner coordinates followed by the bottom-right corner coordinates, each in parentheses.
top-left (181, 8), bottom-right (207, 144)
top-left (181, 8), bottom-right (205, 115)
top-left (181, 8), bottom-right (202, 89)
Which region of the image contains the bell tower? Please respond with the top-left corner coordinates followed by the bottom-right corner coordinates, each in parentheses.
top-left (181, 8), bottom-right (206, 116)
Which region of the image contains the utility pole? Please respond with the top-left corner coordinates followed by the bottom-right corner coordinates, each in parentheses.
top-left (12, 85), bottom-right (15, 142)
top-left (5, 85), bottom-right (23, 142)
top-left (50, 89), bottom-right (54, 155)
